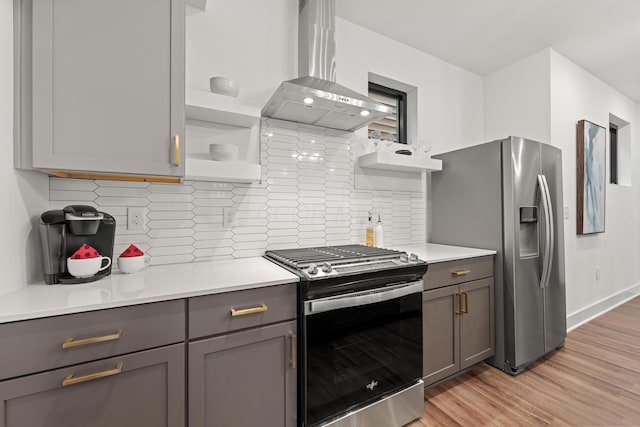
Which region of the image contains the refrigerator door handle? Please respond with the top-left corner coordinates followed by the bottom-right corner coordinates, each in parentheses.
top-left (541, 175), bottom-right (555, 288)
top-left (537, 174), bottom-right (555, 289)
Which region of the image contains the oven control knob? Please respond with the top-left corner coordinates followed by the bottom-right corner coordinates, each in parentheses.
top-left (400, 254), bottom-right (409, 263)
top-left (322, 262), bottom-right (333, 273)
top-left (307, 264), bottom-right (318, 275)
top-left (409, 253), bottom-right (419, 262)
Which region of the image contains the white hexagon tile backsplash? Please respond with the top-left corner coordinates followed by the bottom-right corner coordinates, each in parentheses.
top-left (49, 119), bottom-right (426, 266)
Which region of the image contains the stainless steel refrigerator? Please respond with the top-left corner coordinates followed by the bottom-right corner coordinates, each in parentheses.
top-left (430, 136), bottom-right (566, 374)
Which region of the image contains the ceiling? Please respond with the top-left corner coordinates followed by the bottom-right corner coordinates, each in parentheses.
top-left (336, 0), bottom-right (640, 102)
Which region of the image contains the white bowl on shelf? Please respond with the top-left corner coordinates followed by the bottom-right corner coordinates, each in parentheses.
top-left (209, 143), bottom-right (239, 161)
top-left (209, 76), bottom-right (239, 97)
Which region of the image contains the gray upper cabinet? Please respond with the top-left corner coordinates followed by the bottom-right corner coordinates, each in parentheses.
top-left (18, 0), bottom-right (185, 177)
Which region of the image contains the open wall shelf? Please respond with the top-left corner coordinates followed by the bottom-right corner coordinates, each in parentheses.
top-left (184, 89), bottom-right (262, 183)
top-left (185, 158), bottom-right (261, 183)
top-left (185, 89), bottom-right (261, 128)
top-left (358, 151), bottom-right (442, 172)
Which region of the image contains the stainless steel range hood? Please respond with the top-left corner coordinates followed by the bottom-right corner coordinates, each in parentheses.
top-left (261, 0), bottom-right (392, 132)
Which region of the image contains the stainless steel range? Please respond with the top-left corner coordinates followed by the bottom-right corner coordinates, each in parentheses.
top-left (264, 245), bottom-right (427, 427)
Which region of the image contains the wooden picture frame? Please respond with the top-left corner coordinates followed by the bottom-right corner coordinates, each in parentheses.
top-left (576, 120), bottom-right (606, 234)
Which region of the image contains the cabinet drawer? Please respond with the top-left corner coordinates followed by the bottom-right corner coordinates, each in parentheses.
top-left (0, 300), bottom-right (185, 380)
top-left (189, 284), bottom-right (296, 339)
top-left (0, 344), bottom-right (185, 427)
top-left (424, 256), bottom-right (493, 290)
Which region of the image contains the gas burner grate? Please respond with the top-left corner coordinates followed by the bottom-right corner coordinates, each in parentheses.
top-left (265, 244), bottom-right (405, 269)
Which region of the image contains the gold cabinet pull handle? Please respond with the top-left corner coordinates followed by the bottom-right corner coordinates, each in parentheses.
top-left (174, 134), bottom-right (180, 166)
top-left (230, 304), bottom-right (268, 317)
top-left (289, 333), bottom-right (297, 369)
top-left (63, 362), bottom-right (123, 387)
top-left (452, 269), bottom-right (471, 276)
top-left (462, 291), bottom-right (469, 314)
top-left (455, 293), bottom-right (462, 315)
top-left (62, 329), bottom-right (123, 349)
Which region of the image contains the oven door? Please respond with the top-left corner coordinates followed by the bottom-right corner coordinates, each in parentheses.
top-left (303, 281), bottom-right (423, 426)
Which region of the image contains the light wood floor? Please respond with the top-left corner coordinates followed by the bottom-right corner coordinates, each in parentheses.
top-left (409, 296), bottom-right (640, 426)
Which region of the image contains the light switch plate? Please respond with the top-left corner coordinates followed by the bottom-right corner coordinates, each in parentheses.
top-left (563, 206), bottom-right (569, 220)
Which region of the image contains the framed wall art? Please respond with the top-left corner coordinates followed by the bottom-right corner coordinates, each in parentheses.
top-left (576, 119), bottom-right (606, 234)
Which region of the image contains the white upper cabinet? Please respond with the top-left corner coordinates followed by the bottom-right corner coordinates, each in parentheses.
top-left (16, 0), bottom-right (185, 179)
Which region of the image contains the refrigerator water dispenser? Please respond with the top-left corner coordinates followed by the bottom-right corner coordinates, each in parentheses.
top-left (519, 206), bottom-right (539, 258)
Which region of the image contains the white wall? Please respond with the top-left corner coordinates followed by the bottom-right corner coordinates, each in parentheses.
top-left (484, 47), bottom-right (640, 323)
top-left (335, 18), bottom-right (484, 154)
top-left (550, 49), bottom-right (639, 318)
top-left (1, 0), bottom-right (50, 295)
top-left (6, 0), bottom-right (485, 293)
top-left (186, 0), bottom-right (297, 106)
top-left (637, 102), bottom-right (640, 269)
top-left (185, 8), bottom-right (485, 243)
top-left (49, 119), bottom-right (428, 264)
top-left (8, 0), bottom-right (638, 317)
top-left (186, 8), bottom-right (485, 153)
top-left (484, 48), bottom-right (551, 143)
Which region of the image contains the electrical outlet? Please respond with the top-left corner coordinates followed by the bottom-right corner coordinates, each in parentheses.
top-left (127, 207), bottom-right (145, 230)
top-left (595, 266), bottom-right (601, 281)
top-left (223, 208), bottom-right (237, 228)
top-left (563, 205), bottom-right (570, 220)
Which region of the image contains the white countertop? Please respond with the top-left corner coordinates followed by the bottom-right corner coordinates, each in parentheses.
top-left (0, 257), bottom-right (299, 324)
top-left (0, 243), bottom-right (494, 324)
top-left (394, 243), bottom-right (496, 263)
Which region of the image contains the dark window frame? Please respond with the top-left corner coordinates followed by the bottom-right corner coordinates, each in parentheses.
top-left (368, 82), bottom-right (408, 144)
top-left (610, 123), bottom-right (618, 184)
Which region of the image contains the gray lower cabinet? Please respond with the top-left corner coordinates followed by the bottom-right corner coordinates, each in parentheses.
top-left (16, 0), bottom-right (185, 177)
top-left (0, 344), bottom-right (185, 427)
top-left (189, 320), bottom-right (297, 427)
top-left (422, 285), bottom-right (460, 385)
top-left (0, 300), bottom-right (185, 380)
top-left (0, 285), bottom-right (298, 427)
top-left (187, 283), bottom-right (297, 427)
top-left (459, 278), bottom-right (495, 369)
top-left (423, 257), bottom-right (495, 387)
top-left (0, 300), bottom-right (186, 427)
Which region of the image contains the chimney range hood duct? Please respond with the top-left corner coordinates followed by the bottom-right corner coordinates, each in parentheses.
top-left (261, 0), bottom-right (392, 132)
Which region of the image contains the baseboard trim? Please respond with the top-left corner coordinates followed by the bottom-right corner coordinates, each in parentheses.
top-left (567, 284), bottom-right (640, 332)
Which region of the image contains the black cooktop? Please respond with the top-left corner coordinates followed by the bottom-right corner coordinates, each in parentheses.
top-left (264, 244), bottom-right (405, 270)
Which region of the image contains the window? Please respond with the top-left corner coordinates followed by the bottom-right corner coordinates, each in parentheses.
top-left (608, 113), bottom-right (631, 186)
top-left (368, 82), bottom-right (407, 144)
top-left (610, 123), bottom-right (618, 184)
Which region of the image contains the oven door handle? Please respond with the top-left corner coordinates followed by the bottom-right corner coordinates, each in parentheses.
top-left (305, 281), bottom-right (423, 315)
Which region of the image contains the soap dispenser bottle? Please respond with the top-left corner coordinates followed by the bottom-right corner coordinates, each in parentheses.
top-left (374, 215), bottom-right (384, 248)
top-left (365, 211), bottom-right (375, 247)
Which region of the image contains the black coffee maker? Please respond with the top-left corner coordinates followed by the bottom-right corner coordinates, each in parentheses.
top-left (39, 205), bottom-right (116, 284)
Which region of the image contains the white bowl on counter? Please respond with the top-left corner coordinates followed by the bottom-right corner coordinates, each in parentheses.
top-left (209, 76), bottom-right (239, 97)
top-left (209, 143), bottom-right (239, 161)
